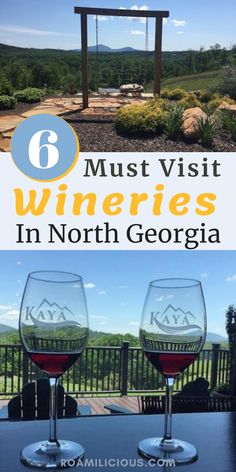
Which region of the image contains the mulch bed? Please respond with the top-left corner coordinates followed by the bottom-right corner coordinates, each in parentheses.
top-left (0, 102), bottom-right (38, 116)
top-left (1, 104), bottom-right (235, 152)
top-left (66, 114), bottom-right (236, 152)
top-left (0, 95), bottom-right (75, 117)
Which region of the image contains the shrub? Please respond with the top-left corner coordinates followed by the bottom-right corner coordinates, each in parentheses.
top-left (0, 95), bottom-right (16, 110)
top-left (0, 77), bottom-right (13, 96)
top-left (160, 88), bottom-right (171, 99)
top-left (195, 116), bottom-right (217, 147)
top-left (206, 96), bottom-right (234, 114)
top-left (163, 104), bottom-right (184, 140)
top-left (160, 88), bottom-right (187, 101)
top-left (207, 98), bottom-right (223, 113)
top-left (199, 91), bottom-right (218, 103)
top-left (179, 94), bottom-right (202, 109)
top-left (219, 110), bottom-right (236, 141)
top-left (14, 87), bottom-right (45, 103)
top-left (213, 66), bottom-right (236, 100)
top-left (147, 97), bottom-right (165, 109)
top-left (61, 74), bottom-right (79, 95)
top-left (115, 103), bottom-right (166, 136)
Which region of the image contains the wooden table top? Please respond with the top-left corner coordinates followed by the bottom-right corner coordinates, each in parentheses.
top-left (0, 412), bottom-right (235, 471)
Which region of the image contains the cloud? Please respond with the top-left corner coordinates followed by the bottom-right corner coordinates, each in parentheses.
top-left (17, 260), bottom-right (21, 265)
top-left (177, 31), bottom-right (184, 35)
top-left (171, 19), bottom-right (187, 27)
top-left (226, 275), bottom-right (236, 282)
top-left (130, 321), bottom-right (139, 326)
top-left (0, 25), bottom-right (77, 37)
top-left (93, 15), bottom-right (109, 22)
top-left (201, 273), bottom-right (208, 278)
top-left (0, 309), bottom-right (19, 326)
top-left (131, 4), bottom-right (148, 11)
top-left (84, 282), bottom-right (96, 289)
top-left (97, 289), bottom-right (107, 295)
top-left (7, 310), bottom-right (19, 316)
top-left (90, 315), bottom-right (108, 320)
top-left (156, 295), bottom-right (173, 301)
top-left (119, 5), bottom-right (149, 23)
top-left (0, 305), bottom-right (13, 310)
top-left (131, 30), bottom-right (145, 36)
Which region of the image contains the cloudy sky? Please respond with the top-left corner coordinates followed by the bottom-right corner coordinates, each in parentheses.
top-left (0, 250), bottom-right (236, 337)
top-left (0, 0), bottom-right (235, 51)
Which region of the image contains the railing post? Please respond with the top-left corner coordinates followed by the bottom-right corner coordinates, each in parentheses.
top-left (23, 348), bottom-right (29, 386)
top-left (210, 343), bottom-right (220, 389)
top-left (231, 342), bottom-right (236, 395)
top-left (121, 341), bottom-right (129, 396)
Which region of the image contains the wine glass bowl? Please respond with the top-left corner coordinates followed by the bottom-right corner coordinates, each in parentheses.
top-left (19, 271), bottom-right (89, 469)
top-left (138, 278), bottom-right (207, 464)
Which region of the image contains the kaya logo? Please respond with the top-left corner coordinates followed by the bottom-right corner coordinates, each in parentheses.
top-left (150, 304), bottom-right (201, 334)
top-left (25, 298), bottom-right (80, 328)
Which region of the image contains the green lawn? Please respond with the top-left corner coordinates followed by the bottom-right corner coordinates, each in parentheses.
top-left (146, 70), bottom-right (221, 93)
top-left (161, 70), bottom-right (221, 92)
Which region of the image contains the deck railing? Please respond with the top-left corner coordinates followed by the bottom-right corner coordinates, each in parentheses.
top-left (0, 343), bottom-right (230, 397)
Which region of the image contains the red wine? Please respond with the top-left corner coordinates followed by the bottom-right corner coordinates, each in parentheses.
top-left (29, 352), bottom-right (81, 377)
top-left (145, 351), bottom-right (197, 377)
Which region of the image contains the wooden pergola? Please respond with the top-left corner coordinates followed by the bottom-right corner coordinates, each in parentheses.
top-left (74, 6), bottom-right (169, 109)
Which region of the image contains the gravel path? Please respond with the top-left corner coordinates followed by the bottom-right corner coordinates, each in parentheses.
top-left (66, 115), bottom-right (236, 152)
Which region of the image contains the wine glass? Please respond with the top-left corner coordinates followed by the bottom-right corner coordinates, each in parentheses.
top-left (138, 278), bottom-right (207, 464)
top-left (19, 271), bottom-right (89, 469)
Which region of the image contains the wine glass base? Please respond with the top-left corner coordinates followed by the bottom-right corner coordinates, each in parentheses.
top-left (20, 440), bottom-right (85, 469)
top-left (138, 437), bottom-right (198, 464)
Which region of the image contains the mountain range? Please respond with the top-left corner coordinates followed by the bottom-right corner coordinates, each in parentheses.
top-left (0, 323), bottom-right (227, 343)
top-left (77, 44), bottom-right (139, 53)
top-left (0, 324), bottom-right (16, 333)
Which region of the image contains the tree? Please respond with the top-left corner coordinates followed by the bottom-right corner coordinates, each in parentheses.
top-left (213, 66), bottom-right (236, 99)
top-left (0, 76), bottom-right (13, 95)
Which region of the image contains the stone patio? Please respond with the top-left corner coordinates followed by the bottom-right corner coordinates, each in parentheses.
top-left (0, 96), bottom-right (146, 152)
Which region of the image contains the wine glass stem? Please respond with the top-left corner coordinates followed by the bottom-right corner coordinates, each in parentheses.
top-left (49, 377), bottom-right (59, 445)
top-left (163, 377), bottom-right (174, 442)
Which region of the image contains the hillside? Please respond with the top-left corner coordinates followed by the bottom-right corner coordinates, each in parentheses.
top-left (0, 326), bottom-right (227, 349)
top-left (0, 323), bottom-right (16, 333)
top-left (0, 42), bottom-right (235, 93)
top-left (161, 70), bottom-right (221, 91)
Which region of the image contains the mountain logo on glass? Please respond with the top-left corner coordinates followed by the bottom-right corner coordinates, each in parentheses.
top-left (25, 299), bottom-right (81, 328)
top-left (150, 305), bottom-right (201, 334)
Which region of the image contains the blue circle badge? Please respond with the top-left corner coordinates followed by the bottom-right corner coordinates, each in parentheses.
top-left (11, 114), bottom-right (80, 181)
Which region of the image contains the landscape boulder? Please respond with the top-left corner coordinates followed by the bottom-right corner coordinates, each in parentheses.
top-left (182, 107), bottom-right (207, 140)
top-left (214, 101), bottom-right (236, 118)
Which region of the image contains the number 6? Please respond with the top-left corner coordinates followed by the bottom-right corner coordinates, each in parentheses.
top-left (28, 130), bottom-right (59, 169)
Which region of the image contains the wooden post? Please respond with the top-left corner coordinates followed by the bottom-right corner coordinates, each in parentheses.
top-left (81, 13), bottom-right (88, 109)
top-left (154, 16), bottom-right (163, 96)
top-left (121, 341), bottom-right (129, 396)
top-left (210, 343), bottom-right (220, 389)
